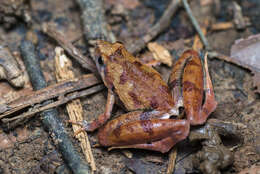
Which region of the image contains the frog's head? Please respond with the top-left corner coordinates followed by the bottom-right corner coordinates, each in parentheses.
top-left (95, 40), bottom-right (124, 87)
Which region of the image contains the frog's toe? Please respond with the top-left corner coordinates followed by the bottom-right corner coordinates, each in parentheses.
top-left (67, 120), bottom-right (90, 135)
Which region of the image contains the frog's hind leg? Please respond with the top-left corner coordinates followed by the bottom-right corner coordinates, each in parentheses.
top-left (108, 136), bottom-right (184, 153)
top-left (98, 117), bottom-right (190, 153)
top-left (183, 52), bottom-right (217, 125)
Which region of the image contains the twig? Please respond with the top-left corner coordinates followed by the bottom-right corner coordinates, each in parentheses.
top-left (2, 84), bottom-right (104, 123)
top-left (75, 0), bottom-right (116, 42)
top-left (42, 23), bottom-right (97, 73)
top-left (182, 0), bottom-right (210, 50)
top-left (211, 22), bottom-right (234, 31)
top-left (192, 19), bottom-right (209, 51)
top-left (54, 47), bottom-right (96, 172)
top-left (232, 1), bottom-right (247, 30)
top-left (0, 74), bottom-right (101, 118)
top-left (128, 0), bottom-right (181, 54)
top-left (166, 147), bottom-right (177, 174)
top-left (20, 39), bottom-right (91, 174)
top-left (0, 45), bottom-right (25, 87)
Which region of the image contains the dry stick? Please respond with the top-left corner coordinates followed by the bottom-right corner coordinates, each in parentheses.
top-left (211, 22), bottom-right (234, 31)
top-left (0, 74), bottom-right (101, 119)
top-left (54, 47), bottom-right (96, 172)
top-left (167, 147), bottom-right (178, 174)
top-left (182, 0), bottom-right (210, 50)
top-left (0, 45), bottom-right (25, 87)
top-left (42, 23), bottom-right (97, 73)
top-left (20, 39), bottom-right (91, 174)
top-left (192, 19), bottom-right (209, 51)
top-left (75, 0), bottom-right (116, 42)
top-left (2, 85), bottom-right (104, 123)
top-left (232, 1), bottom-right (247, 30)
top-left (128, 0), bottom-right (181, 54)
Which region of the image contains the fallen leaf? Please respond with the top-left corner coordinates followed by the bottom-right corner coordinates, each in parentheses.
top-left (148, 42), bottom-right (172, 67)
top-left (230, 34), bottom-right (260, 93)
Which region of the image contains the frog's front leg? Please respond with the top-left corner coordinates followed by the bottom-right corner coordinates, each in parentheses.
top-left (71, 90), bottom-right (115, 134)
top-left (97, 110), bottom-right (190, 153)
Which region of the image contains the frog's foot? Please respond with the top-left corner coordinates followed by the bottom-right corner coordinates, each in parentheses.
top-left (68, 110), bottom-right (112, 135)
top-left (68, 118), bottom-right (103, 135)
top-left (67, 120), bottom-right (90, 136)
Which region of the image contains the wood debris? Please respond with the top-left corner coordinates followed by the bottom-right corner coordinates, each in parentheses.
top-left (0, 45), bottom-right (25, 87)
top-left (147, 42), bottom-right (172, 67)
top-left (55, 47), bottom-right (96, 172)
top-left (42, 23), bottom-right (97, 73)
top-left (0, 74), bottom-right (102, 119)
top-left (166, 147), bottom-right (177, 174)
top-left (128, 0), bottom-right (181, 54)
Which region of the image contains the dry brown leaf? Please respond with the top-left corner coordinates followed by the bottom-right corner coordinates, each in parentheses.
top-left (148, 42), bottom-right (172, 67)
top-left (230, 34), bottom-right (260, 93)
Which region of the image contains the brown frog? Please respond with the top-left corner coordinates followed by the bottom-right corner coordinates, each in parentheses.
top-left (73, 40), bottom-right (217, 153)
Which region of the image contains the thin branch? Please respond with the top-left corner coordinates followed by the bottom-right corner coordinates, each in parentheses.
top-left (166, 147), bottom-right (178, 174)
top-left (182, 0), bottom-right (210, 50)
top-left (0, 45), bottom-right (25, 87)
top-left (0, 74), bottom-right (101, 119)
top-left (42, 23), bottom-right (97, 73)
top-left (19, 39), bottom-right (93, 174)
top-left (192, 19), bottom-right (209, 51)
top-left (75, 0), bottom-right (116, 42)
top-left (2, 84), bottom-right (104, 123)
top-left (128, 0), bottom-right (181, 54)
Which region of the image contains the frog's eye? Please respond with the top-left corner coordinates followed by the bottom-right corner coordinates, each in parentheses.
top-left (97, 56), bottom-right (104, 65)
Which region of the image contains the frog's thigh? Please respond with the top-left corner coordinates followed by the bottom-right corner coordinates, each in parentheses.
top-left (98, 118), bottom-right (190, 153)
top-left (98, 110), bottom-right (168, 138)
top-left (109, 137), bottom-right (179, 153)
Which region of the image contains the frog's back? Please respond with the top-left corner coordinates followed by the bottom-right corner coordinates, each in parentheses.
top-left (105, 45), bottom-right (174, 111)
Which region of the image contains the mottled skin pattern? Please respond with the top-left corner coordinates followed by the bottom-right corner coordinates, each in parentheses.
top-left (97, 41), bottom-right (174, 111)
top-left (78, 41), bottom-right (217, 153)
top-left (169, 50), bottom-right (217, 125)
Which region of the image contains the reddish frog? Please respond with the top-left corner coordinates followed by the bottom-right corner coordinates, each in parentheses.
top-left (74, 40), bottom-right (217, 153)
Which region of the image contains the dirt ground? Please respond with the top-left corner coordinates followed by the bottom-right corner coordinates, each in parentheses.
top-left (0, 0), bottom-right (259, 173)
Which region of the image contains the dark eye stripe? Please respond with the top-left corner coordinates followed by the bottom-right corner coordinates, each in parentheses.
top-left (98, 56), bottom-right (104, 65)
